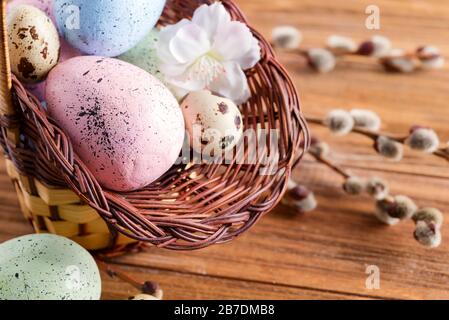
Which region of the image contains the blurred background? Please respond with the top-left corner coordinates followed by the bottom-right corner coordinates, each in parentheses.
top-left (1, 0), bottom-right (449, 299)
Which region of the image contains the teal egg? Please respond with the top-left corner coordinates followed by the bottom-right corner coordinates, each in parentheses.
top-left (118, 28), bottom-right (162, 80)
top-left (0, 234), bottom-right (101, 300)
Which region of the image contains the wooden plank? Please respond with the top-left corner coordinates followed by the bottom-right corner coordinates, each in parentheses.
top-left (107, 154), bottom-right (449, 300)
top-left (101, 264), bottom-right (365, 300)
top-left (1, 0), bottom-right (449, 300)
top-left (2, 156), bottom-right (448, 299)
top-left (111, 163), bottom-right (449, 300)
top-left (0, 163), bottom-right (367, 300)
top-left (110, 0), bottom-right (449, 298)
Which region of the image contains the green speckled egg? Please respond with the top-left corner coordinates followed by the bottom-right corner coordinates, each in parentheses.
top-left (117, 28), bottom-right (162, 80)
top-left (0, 234), bottom-right (101, 300)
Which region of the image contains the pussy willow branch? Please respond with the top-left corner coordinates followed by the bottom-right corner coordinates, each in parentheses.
top-left (282, 47), bottom-right (425, 59)
top-left (305, 137), bottom-right (443, 248)
top-left (310, 152), bottom-right (351, 178)
top-left (306, 115), bottom-right (449, 162)
top-left (278, 47), bottom-right (352, 57)
top-left (95, 258), bottom-right (160, 296)
top-left (275, 45), bottom-right (437, 72)
top-left (307, 148), bottom-right (351, 179)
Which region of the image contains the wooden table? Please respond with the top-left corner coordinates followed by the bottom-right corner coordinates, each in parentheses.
top-left (1, 0), bottom-right (449, 300)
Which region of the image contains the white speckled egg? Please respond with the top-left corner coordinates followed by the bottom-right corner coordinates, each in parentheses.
top-left (0, 234), bottom-right (101, 300)
top-left (117, 28), bottom-right (162, 80)
top-left (7, 5), bottom-right (60, 83)
top-left (181, 91), bottom-right (243, 154)
top-left (46, 56), bottom-right (185, 192)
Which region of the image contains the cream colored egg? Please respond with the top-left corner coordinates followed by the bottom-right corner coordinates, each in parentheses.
top-left (8, 5), bottom-right (60, 83)
top-left (181, 91), bottom-right (243, 155)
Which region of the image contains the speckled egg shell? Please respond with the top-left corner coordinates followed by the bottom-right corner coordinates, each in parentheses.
top-left (181, 91), bottom-right (243, 153)
top-left (7, 0), bottom-right (82, 61)
top-left (117, 28), bottom-right (162, 80)
top-left (6, 2), bottom-right (78, 102)
top-left (8, 0), bottom-right (81, 99)
top-left (0, 234), bottom-right (101, 300)
top-left (46, 56), bottom-right (185, 192)
top-left (7, 0), bottom-right (54, 21)
top-left (7, 5), bottom-right (60, 83)
top-left (54, 0), bottom-right (167, 57)
top-left (22, 40), bottom-right (81, 102)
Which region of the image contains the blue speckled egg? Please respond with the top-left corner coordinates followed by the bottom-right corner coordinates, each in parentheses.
top-left (53, 0), bottom-right (166, 57)
top-left (0, 234), bottom-right (101, 300)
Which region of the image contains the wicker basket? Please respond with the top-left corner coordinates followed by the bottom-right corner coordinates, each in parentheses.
top-left (0, 0), bottom-right (309, 251)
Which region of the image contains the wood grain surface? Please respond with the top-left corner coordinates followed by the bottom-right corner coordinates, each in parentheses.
top-left (1, 0), bottom-right (449, 300)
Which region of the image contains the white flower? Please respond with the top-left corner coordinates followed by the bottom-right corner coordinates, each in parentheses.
top-left (156, 3), bottom-right (261, 104)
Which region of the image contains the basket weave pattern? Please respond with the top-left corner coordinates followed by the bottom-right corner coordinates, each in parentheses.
top-left (0, 0), bottom-right (309, 251)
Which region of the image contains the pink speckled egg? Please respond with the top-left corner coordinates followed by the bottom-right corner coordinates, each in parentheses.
top-left (23, 41), bottom-right (81, 102)
top-left (46, 56), bottom-right (185, 191)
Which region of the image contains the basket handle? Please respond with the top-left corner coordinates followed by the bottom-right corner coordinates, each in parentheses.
top-left (0, 0), bottom-right (13, 117)
top-left (0, 0), bottom-right (19, 144)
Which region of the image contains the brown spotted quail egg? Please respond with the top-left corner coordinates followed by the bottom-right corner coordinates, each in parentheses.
top-left (181, 90), bottom-right (243, 155)
top-left (7, 5), bottom-right (60, 83)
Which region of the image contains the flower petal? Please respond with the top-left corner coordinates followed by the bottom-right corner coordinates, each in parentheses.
top-left (169, 23), bottom-right (211, 64)
top-left (209, 62), bottom-right (251, 104)
top-left (165, 72), bottom-right (208, 93)
top-left (236, 37), bottom-right (261, 70)
top-left (159, 62), bottom-right (190, 77)
top-left (157, 19), bottom-right (191, 65)
top-left (192, 3), bottom-right (231, 42)
top-left (212, 21), bottom-right (254, 64)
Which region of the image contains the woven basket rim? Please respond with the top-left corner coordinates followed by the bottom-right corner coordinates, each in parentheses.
top-left (0, 0), bottom-right (310, 250)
